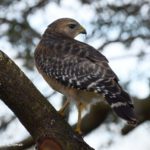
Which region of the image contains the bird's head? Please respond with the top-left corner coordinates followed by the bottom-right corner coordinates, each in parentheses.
top-left (47, 18), bottom-right (87, 38)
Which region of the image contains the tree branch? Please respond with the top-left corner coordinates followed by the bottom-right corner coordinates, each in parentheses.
top-left (0, 136), bottom-right (34, 150)
top-left (0, 115), bottom-right (16, 132)
top-left (0, 17), bottom-right (41, 39)
top-left (121, 97), bottom-right (150, 135)
top-left (23, 0), bottom-right (50, 19)
top-left (97, 34), bottom-right (150, 50)
top-left (0, 50), bottom-right (94, 150)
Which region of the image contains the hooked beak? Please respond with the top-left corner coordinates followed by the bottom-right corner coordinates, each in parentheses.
top-left (78, 25), bottom-right (87, 34)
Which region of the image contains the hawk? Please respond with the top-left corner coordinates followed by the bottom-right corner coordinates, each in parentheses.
top-left (34, 18), bottom-right (137, 133)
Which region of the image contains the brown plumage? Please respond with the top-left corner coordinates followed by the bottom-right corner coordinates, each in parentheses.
top-left (34, 18), bottom-right (137, 133)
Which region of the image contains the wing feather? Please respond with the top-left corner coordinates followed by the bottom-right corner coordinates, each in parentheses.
top-left (35, 35), bottom-right (137, 125)
top-left (37, 40), bottom-right (119, 93)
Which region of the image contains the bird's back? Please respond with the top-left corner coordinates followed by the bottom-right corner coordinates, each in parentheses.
top-left (34, 22), bottom-right (137, 126)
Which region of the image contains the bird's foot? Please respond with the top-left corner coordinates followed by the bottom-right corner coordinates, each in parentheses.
top-left (58, 99), bottom-right (70, 117)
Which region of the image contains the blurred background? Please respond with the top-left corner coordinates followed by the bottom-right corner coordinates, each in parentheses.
top-left (0, 0), bottom-right (150, 149)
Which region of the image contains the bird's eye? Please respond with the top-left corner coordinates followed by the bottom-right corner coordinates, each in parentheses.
top-left (68, 24), bottom-right (76, 29)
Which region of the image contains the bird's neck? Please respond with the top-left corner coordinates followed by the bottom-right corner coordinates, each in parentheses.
top-left (43, 28), bottom-right (74, 40)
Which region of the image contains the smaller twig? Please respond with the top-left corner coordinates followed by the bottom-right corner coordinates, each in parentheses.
top-left (109, 52), bottom-right (150, 60)
top-left (98, 35), bottom-right (150, 50)
top-left (0, 116), bottom-right (16, 132)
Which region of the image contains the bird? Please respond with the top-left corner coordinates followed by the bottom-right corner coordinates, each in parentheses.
top-left (34, 18), bottom-right (137, 133)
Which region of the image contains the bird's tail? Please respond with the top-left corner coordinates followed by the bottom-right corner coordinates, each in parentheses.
top-left (95, 78), bottom-right (137, 125)
top-left (104, 89), bottom-right (137, 125)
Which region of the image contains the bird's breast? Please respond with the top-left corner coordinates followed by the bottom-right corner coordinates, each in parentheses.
top-left (39, 70), bottom-right (103, 105)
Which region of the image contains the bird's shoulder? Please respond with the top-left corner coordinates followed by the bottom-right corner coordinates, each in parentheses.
top-left (42, 32), bottom-right (108, 63)
top-left (74, 40), bottom-right (108, 63)
top-left (36, 33), bottom-right (118, 80)
top-left (35, 33), bottom-right (120, 92)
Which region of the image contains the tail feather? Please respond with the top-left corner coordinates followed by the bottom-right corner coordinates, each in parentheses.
top-left (105, 90), bottom-right (137, 125)
top-left (91, 77), bottom-right (137, 125)
top-left (112, 101), bottom-right (137, 125)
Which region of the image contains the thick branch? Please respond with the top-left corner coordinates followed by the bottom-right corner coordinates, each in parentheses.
top-left (0, 50), bottom-right (94, 150)
top-left (121, 97), bottom-right (150, 135)
top-left (2, 95), bottom-right (150, 149)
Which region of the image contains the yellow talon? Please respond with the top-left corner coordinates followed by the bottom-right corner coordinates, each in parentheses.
top-left (75, 102), bottom-right (85, 134)
top-left (58, 99), bottom-right (70, 116)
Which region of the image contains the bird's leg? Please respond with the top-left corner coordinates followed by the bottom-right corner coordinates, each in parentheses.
top-left (75, 102), bottom-right (84, 134)
top-left (58, 99), bottom-right (70, 116)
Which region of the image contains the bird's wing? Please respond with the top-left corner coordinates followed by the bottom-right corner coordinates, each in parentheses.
top-left (39, 40), bottom-right (118, 92)
top-left (36, 39), bottom-right (136, 125)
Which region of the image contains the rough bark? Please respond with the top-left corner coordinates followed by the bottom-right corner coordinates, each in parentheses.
top-left (0, 50), bottom-right (94, 150)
